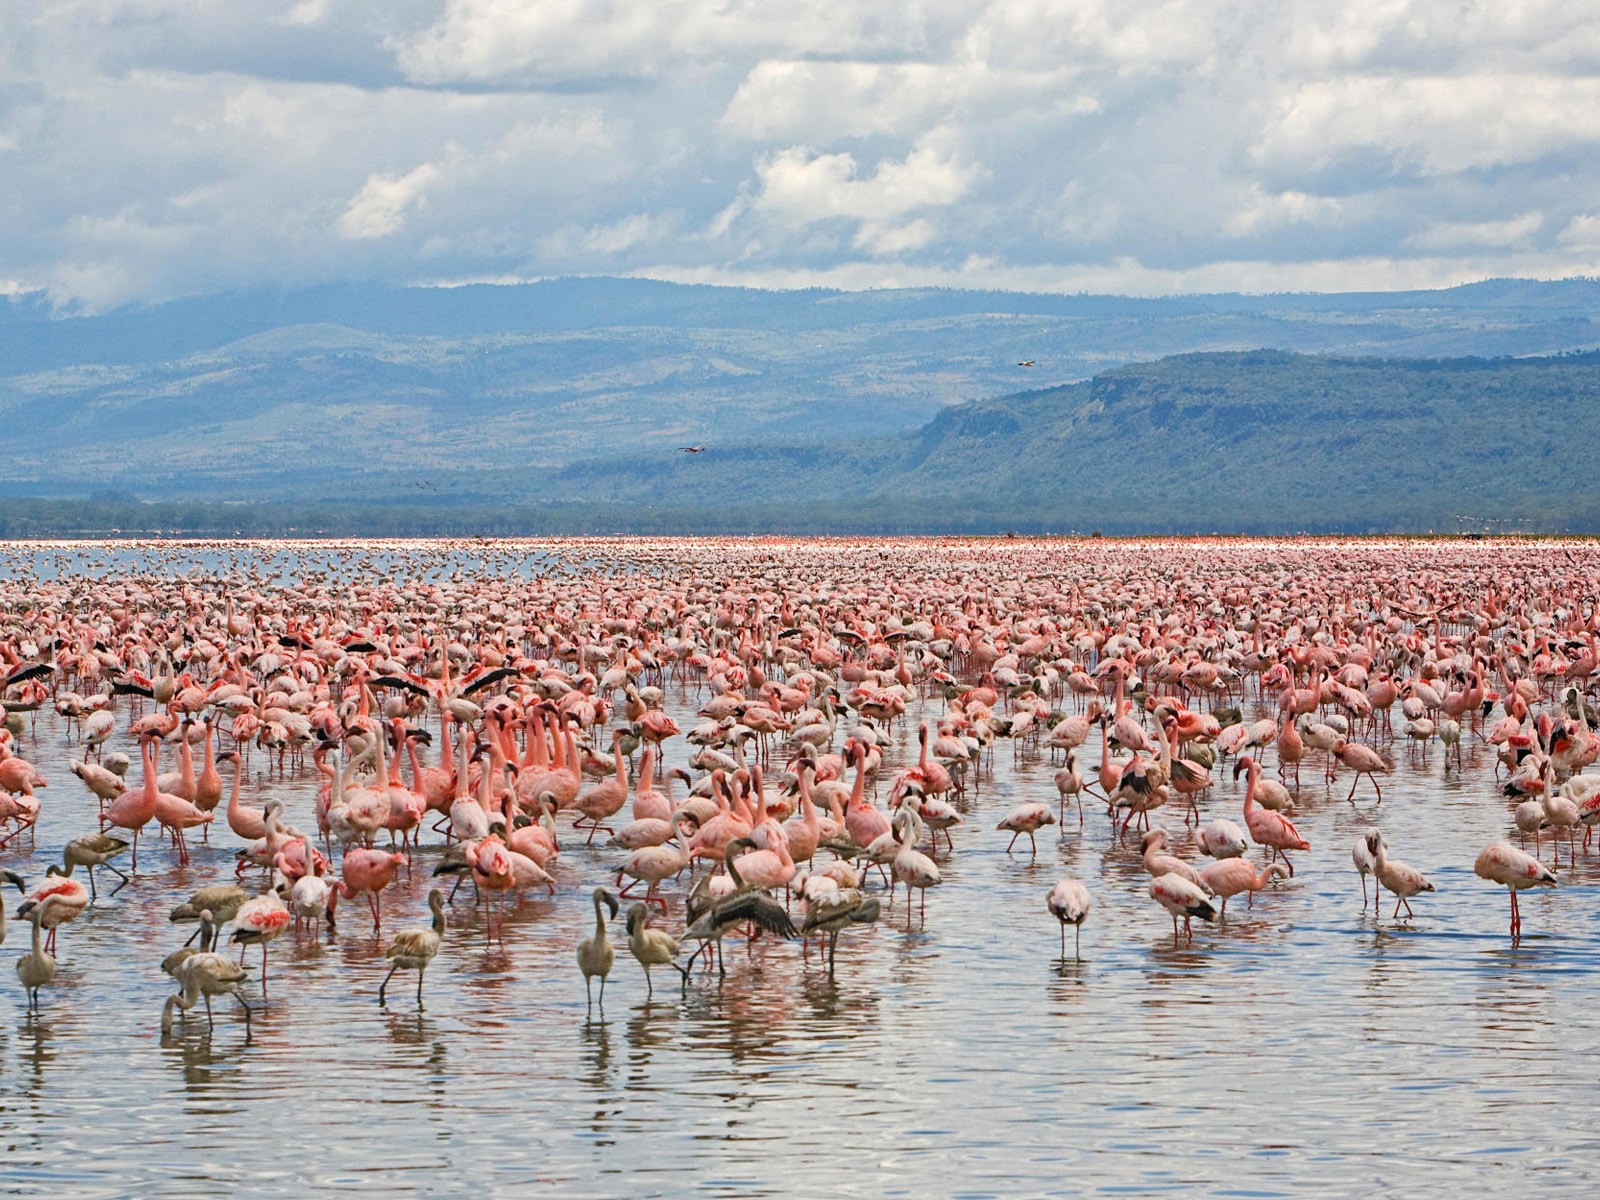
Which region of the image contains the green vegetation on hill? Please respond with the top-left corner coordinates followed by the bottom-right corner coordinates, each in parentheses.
top-left (5, 276), bottom-right (1600, 509)
top-left (6, 346), bottom-right (1598, 535)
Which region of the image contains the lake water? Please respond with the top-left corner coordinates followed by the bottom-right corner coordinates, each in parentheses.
top-left (0, 539), bottom-right (1596, 1197)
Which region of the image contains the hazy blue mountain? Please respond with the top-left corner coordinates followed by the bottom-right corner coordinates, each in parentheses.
top-left (3, 277), bottom-right (1599, 532)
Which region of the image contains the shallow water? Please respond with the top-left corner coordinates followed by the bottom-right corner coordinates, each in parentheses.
top-left (0, 541), bottom-right (1597, 1196)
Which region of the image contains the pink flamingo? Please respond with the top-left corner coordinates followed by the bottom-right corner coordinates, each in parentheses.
top-left (1149, 873), bottom-right (1216, 945)
top-left (1047, 879), bottom-right (1091, 960)
top-left (1332, 738), bottom-right (1389, 802)
top-left (1474, 840), bottom-right (1556, 938)
top-left (574, 729), bottom-right (629, 843)
top-left (1235, 754), bottom-right (1310, 875)
top-left (339, 848), bottom-right (407, 931)
top-left (631, 743), bottom-right (671, 822)
top-left (1275, 708), bottom-right (1304, 784)
top-left (18, 875), bottom-right (89, 955)
top-left (223, 748), bottom-right (268, 841)
top-left (1365, 832), bottom-right (1434, 919)
top-left (102, 737), bottom-right (162, 870)
top-left (1199, 858), bottom-right (1288, 917)
top-left (618, 809), bottom-right (694, 909)
top-left (996, 801), bottom-right (1056, 854)
top-left (230, 888), bottom-right (291, 989)
top-left (843, 741), bottom-right (890, 849)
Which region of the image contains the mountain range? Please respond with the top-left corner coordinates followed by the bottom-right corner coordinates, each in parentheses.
top-left (3, 276), bottom-right (1599, 534)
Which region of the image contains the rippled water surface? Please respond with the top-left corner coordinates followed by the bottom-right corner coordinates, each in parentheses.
top-left (1, 539), bottom-right (1597, 1196)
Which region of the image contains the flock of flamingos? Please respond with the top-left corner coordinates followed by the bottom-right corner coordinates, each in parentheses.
top-left (0, 537), bottom-right (1590, 1035)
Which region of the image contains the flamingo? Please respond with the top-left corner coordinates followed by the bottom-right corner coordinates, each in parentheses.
top-left (1352, 832), bottom-right (1377, 907)
top-left (230, 887), bottom-right (292, 988)
top-left (1054, 751), bottom-right (1088, 824)
top-left (339, 848), bottom-right (407, 931)
top-left (1474, 840), bottom-right (1556, 938)
top-left (892, 808), bottom-right (942, 928)
top-left (1235, 755), bottom-right (1310, 875)
top-left (379, 889), bottom-right (447, 1007)
top-left (170, 884), bottom-right (250, 947)
top-left (574, 729), bottom-right (629, 843)
top-left (1046, 879), bottom-right (1091, 961)
top-left (15, 901), bottom-right (56, 1011)
top-left (222, 748), bottom-right (268, 841)
top-left (842, 740), bottom-right (890, 850)
top-left (576, 887), bottom-right (620, 1010)
top-left (102, 736), bottom-right (162, 870)
top-left (47, 833), bottom-right (131, 901)
top-left (18, 875), bottom-right (88, 956)
top-left (1199, 859), bottom-right (1288, 917)
top-left (624, 902), bottom-right (687, 996)
top-left (682, 837), bottom-right (797, 976)
top-left (161, 948), bottom-right (252, 1034)
top-left (1365, 832), bottom-right (1434, 920)
top-left (1149, 873), bottom-right (1217, 945)
top-left (995, 801), bottom-right (1056, 854)
top-left (1332, 738), bottom-right (1389, 802)
top-left (800, 887), bottom-right (881, 977)
top-left (287, 836), bottom-right (336, 932)
top-left (1140, 828), bottom-right (1212, 893)
top-left (1198, 818), bottom-right (1247, 860)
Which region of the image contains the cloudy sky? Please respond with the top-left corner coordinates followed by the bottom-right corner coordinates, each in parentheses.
top-left (4, 0), bottom-right (1600, 310)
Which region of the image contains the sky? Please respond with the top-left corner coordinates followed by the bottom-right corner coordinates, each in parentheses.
top-left (4, 0), bottom-right (1600, 311)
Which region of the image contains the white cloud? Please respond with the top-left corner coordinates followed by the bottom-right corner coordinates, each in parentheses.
top-left (5, 0), bottom-right (1600, 308)
top-left (634, 251), bottom-right (1600, 299)
top-left (853, 219), bottom-right (937, 256)
top-left (1558, 215), bottom-right (1600, 253)
top-left (390, 0), bottom-right (936, 85)
top-left (1225, 188), bottom-right (1342, 237)
top-left (539, 212), bottom-right (679, 260)
top-left (284, 0), bottom-right (332, 28)
top-left (1256, 75), bottom-right (1600, 176)
top-left (338, 163), bottom-right (440, 239)
top-left (753, 142), bottom-right (977, 225)
top-left (721, 58), bottom-right (1089, 142)
top-left (1408, 212), bottom-right (1543, 251)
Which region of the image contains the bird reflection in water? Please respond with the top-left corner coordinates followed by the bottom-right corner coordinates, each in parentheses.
top-left (19, 1014), bottom-right (58, 1093)
top-left (622, 999), bottom-right (681, 1096)
top-left (456, 946), bottom-right (517, 1018)
top-left (677, 973), bottom-right (798, 1066)
top-left (1142, 944), bottom-right (1216, 991)
top-left (1050, 955), bottom-right (1091, 987)
top-left (382, 1011), bottom-right (452, 1110)
top-left (382, 1008), bottom-right (444, 1055)
top-left (163, 1025), bottom-right (254, 1094)
top-left (579, 1019), bottom-right (621, 1143)
top-left (1473, 944), bottom-right (1556, 1040)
